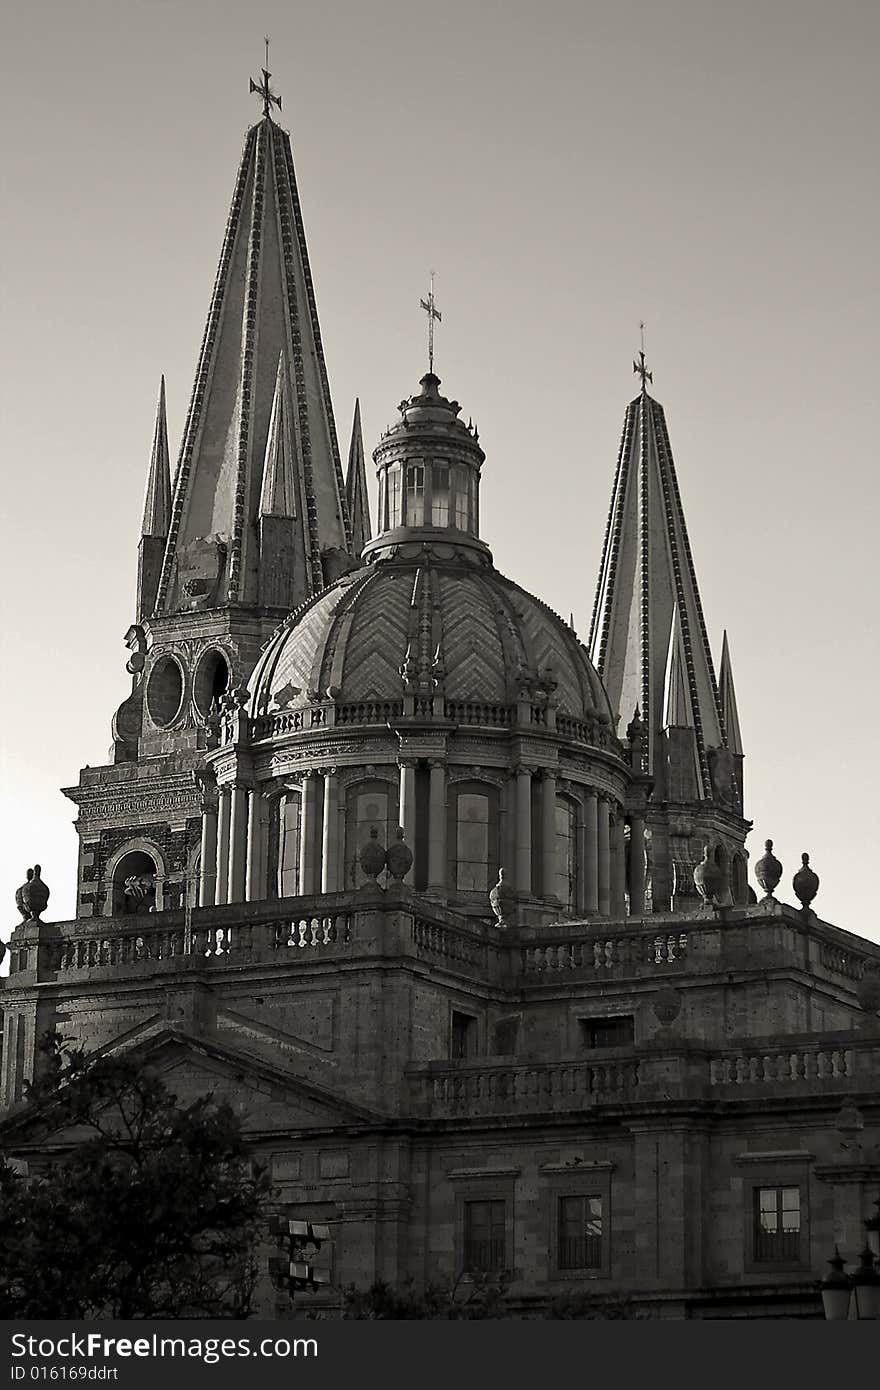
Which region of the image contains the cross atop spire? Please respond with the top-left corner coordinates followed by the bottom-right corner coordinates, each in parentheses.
top-left (420, 271), bottom-right (442, 375)
top-left (249, 38), bottom-right (282, 120)
top-left (633, 323), bottom-right (652, 391)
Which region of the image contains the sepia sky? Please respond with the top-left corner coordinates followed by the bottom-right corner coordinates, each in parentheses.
top-left (1, 0), bottom-right (878, 939)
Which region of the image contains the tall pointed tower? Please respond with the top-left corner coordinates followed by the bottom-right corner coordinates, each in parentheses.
top-left (63, 70), bottom-right (367, 918)
top-left (589, 354), bottom-right (750, 911)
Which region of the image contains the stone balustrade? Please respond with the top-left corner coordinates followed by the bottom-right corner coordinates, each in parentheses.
top-left (409, 1055), bottom-right (641, 1116)
top-left (520, 928), bottom-right (690, 976)
top-left (708, 1043), bottom-right (855, 1088)
top-left (407, 1033), bottom-right (880, 1118)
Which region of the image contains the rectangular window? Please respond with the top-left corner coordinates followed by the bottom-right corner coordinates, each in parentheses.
top-left (388, 466), bottom-right (402, 527)
top-left (454, 466), bottom-right (469, 530)
top-left (580, 1016), bottom-right (634, 1049)
top-left (554, 800), bottom-right (577, 908)
top-left (754, 1186), bottom-right (801, 1263)
top-left (451, 1011), bottom-right (477, 1060)
top-left (464, 1199), bottom-right (506, 1272)
top-left (432, 463), bottom-right (450, 526)
top-left (456, 792), bottom-right (490, 891)
top-left (557, 1195), bottom-right (603, 1271)
top-left (279, 792), bottom-right (302, 896)
top-left (406, 464), bottom-right (425, 526)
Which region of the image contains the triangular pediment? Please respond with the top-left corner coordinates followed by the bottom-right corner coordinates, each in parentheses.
top-left (0, 1027), bottom-right (382, 1153)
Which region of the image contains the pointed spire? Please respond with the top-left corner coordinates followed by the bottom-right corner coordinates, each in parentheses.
top-left (663, 609), bottom-right (691, 728)
top-left (345, 398), bottom-right (371, 556)
top-left (141, 376), bottom-right (171, 538)
top-left (719, 630), bottom-right (743, 755)
top-left (589, 379), bottom-right (726, 800)
top-left (259, 356), bottom-right (297, 517)
top-left (154, 109), bottom-right (354, 613)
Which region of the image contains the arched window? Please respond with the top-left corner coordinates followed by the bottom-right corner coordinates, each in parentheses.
top-left (344, 780), bottom-right (399, 887)
top-left (554, 798), bottom-right (578, 910)
top-left (279, 790), bottom-right (302, 897)
top-left (109, 847), bottom-right (161, 916)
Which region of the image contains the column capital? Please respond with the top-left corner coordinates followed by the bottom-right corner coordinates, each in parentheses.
top-left (513, 763), bottom-right (534, 779)
top-left (192, 767), bottom-right (218, 812)
top-left (319, 765), bottom-right (339, 779)
top-left (427, 758), bottom-right (446, 771)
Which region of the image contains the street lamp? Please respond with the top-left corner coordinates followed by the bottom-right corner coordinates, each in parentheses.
top-left (822, 1199), bottom-right (880, 1320)
top-left (268, 1216), bottom-right (333, 1305)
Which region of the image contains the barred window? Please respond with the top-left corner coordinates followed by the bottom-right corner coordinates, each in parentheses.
top-left (754, 1186), bottom-right (800, 1263)
top-left (451, 1011), bottom-right (477, 1060)
top-left (580, 1016), bottom-right (634, 1049)
top-left (464, 1199), bottom-right (506, 1272)
top-left (557, 1195), bottom-right (603, 1270)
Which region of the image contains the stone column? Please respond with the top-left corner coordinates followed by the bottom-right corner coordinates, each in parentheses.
top-left (245, 789), bottom-right (265, 902)
top-left (427, 760), bottom-right (447, 892)
top-left (196, 773), bottom-right (218, 907)
top-left (611, 810), bottom-right (627, 915)
top-left (597, 796), bottom-right (610, 915)
top-left (321, 768), bottom-right (340, 893)
top-left (583, 791), bottom-right (599, 914)
top-left (398, 760), bottom-right (417, 881)
top-left (540, 769), bottom-right (558, 899)
top-left (629, 814), bottom-right (647, 916)
top-left (299, 771), bottom-right (319, 896)
top-left (227, 783), bottom-right (249, 903)
top-left (214, 786), bottom-right (231, 907)
top-left (514, 766), bottom-right (532, 895)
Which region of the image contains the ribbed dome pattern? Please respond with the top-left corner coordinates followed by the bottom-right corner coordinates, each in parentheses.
top-left (249, 555), bottom-right (614, 741)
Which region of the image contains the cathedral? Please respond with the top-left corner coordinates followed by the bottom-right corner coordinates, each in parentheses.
top-left (3, 73), bottom-right (880, 1319)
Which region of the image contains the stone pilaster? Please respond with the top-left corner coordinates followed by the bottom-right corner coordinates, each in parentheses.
top-left (514, 765), bottom-right (532, 895)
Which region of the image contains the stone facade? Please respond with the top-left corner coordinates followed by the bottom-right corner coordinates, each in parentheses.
top-left (3, 92), bottom-right (878, 1321)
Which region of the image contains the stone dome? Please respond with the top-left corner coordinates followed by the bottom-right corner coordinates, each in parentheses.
top-left (249, 552), bottom-right (615, 746)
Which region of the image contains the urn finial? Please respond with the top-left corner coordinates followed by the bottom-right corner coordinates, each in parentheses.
top-left (792, 852), bottom-right (819, 913)
top-left (385, 827), bottom-right (413, 882)
top-left (489, 867), bottom-right (516, 928)
top-left (754, 838), bottom-right (782, 903)
top-left (15, 864), bottom-right (50, 923)
top-left (693, 842), bottom-right (722, 907)
top-left (358, 827), bottom-right (387, 883)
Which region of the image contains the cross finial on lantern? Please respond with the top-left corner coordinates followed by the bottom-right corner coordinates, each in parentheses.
top-left (420, 271), bottom-right (442, 375)
top-left (249, 38), bottom-right (282, 120)
top-left (633, 321), bottom-right (652, 391)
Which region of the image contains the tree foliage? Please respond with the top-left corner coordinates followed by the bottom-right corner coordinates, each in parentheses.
top-left (339, 1273), bottom-right (510, 1319)
top-left (0, 1034), bottom-right (270, 1319)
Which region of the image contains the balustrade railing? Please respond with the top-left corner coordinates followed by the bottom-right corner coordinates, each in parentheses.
top-left (412, 1057), bottom-right (640, 1115)
top-left (44, 912), bottom-right (353, 974)
top-left (521, 930), bottom-right (689, 975)
top-left (334, 700), bottom-right (403, 726)
top-left (444, 701), bottom-right (512, 728)
top-left (411, 917), bottom-right (487, 970)
top-left (819, 942), bottom-right (866, 981)
top-left (709, 1044), bottom-right (854, 1087)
